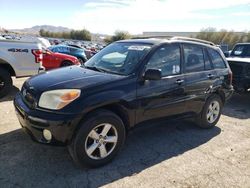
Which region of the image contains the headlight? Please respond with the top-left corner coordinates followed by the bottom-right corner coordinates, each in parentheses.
top-left (38, 89), bottom-right (81, 110)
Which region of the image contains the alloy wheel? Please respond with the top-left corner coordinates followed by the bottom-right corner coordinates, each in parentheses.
top-left (85, 123), bottom-right (118, 160)
top-left (206, 100), bottom-right (220, 123)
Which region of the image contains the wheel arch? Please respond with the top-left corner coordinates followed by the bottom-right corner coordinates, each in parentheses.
top-left (61, 60), bottom-right (73, 67)
top-left (0, 59), bottom-right (16, 76)
top-left (70, 103), bottom-right (132, 144)
top-left (214, 89), bottom-right (226, 105)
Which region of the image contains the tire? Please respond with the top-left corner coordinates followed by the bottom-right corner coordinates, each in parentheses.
top-left (61, 61), bottom-right (73, 67)
top-left (0, 68), bottom-right (13, 98)
top-left (196, 94), bottom-right (223, 129)
top-left (68, 110), bottom-right (126, 168)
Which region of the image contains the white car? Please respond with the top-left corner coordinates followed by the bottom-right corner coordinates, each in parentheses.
top-left (0, 36), bottom-right (6, 40)
top-left (0, 40), bottom-right (44, 97)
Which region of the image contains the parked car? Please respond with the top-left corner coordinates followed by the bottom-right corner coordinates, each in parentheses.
top-left (226, 43), bottom-right (250, 93)
top-left (42, 49), bottom-right (80, 70)
top-left (3, 35), bottom-right (13, 40)
top-left (67, 44), bottom-right (94, 59)
top-left (48, 45), bottom-right (88, 64)
top-left (14, 37), bottom-right (233, 168)
top-left (0, 36), bottom-right (6, 40)
top-left (0, 40), bottom-right (44, 98)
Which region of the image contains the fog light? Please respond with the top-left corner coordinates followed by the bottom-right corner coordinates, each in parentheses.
top-left (43, 129), bottom-right (52, 141)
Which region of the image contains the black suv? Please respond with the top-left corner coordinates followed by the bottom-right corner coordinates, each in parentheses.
top-left (14, 37), bottom-right (233, 167)
top-left (226, 43), bottom-right (250, 93)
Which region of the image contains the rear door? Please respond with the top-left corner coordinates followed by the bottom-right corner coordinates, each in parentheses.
top-left (136, 43), bottom-right (186, 122)
top-left (183, 43), bottom-right (217, 114)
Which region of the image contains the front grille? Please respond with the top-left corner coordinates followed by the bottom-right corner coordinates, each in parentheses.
top-left (21, 84), bottom-right (37, 109)
top-left (228, 61), bottom-right (243, 76)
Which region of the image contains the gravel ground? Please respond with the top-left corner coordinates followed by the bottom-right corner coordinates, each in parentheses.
top-left (0, 78), bottom-right (250, 188)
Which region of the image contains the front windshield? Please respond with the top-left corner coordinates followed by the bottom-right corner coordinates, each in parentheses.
top-left (84, 42), bottom-right (152, 75)
top-left (231, 45), bottom-right (250, 57)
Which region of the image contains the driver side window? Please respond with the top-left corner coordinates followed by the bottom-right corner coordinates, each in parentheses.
top-left (146, 44), bottom-right (181, 77)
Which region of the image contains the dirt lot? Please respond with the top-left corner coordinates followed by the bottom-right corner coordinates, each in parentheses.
top-left (0, 78), bottom-right (250, 188)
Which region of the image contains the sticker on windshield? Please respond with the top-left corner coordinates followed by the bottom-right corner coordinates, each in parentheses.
top-left (128, 46), bottom-right (151, 51)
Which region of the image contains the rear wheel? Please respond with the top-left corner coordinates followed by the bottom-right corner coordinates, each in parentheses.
top-left (0, 68), bottom-right (12, 98)
top-left (68, 110), bottom-right (126, 168)
top-left (196, 94), bottom-right (222, 129)
top-left (61, 61), bottom-right (73, 67)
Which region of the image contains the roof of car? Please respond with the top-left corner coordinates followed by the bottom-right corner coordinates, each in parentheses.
top-left (117, 38), bottom-right (167, 45)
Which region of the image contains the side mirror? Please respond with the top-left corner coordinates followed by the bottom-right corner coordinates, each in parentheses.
top-left (144, 69), bottom-right (162, 80)
top-left (224, 51), bottom-right (230, 57)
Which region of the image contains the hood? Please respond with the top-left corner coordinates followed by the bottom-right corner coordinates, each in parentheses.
top-left (25, 66), bottom-right (124, 92)
top-left (53, 52), bottom-right (77, 60)
top-left (227, 57), bottom-right (250, 63)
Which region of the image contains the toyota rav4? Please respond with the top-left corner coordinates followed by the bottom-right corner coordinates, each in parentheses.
top-left (14, 37), bottom-right (233, 168)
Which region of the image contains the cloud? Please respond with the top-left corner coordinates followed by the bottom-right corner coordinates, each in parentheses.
top-left (70, 0), bottom-right (250, 34)
top-left (231, 12), bottom-right (250, 16)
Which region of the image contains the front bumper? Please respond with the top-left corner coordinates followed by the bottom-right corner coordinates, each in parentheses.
top-left (14, 92), bottom-right (82, 145)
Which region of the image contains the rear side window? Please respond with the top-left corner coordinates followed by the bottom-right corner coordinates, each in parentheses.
top-left (207, 48), bottom-right (226, 69)
top-left (183, 44), bottom-right (205, 73)
top-left (70, 48), bottom-right (77, 53)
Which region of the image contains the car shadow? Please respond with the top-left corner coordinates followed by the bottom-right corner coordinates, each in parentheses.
top-left (222, 93), bottom-right (250, 119)
top-left (0, 120), bottom-right (220, 188)
top-left (0, 85), bottom-right (20, 102)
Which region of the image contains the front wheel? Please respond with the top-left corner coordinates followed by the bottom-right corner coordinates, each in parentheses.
top-left (68, 110), bottom-right (126, 168)
top-left (196, 94), bottom-right (222, 129)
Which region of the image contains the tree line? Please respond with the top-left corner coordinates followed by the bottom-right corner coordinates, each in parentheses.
top-left (39, 28), bottom-right (250, 49)
top-left (195, 28), bottom-right (250, 49)
top-left (103, 29), bottom-right (250, 49)
top-left (39, 29), bottom-right (91, 41)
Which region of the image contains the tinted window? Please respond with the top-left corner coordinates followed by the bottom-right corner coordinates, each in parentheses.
top-left (207, 48), bottom-right (226, 69)
top-left (70, 48), bottom-right (83, 53)
top-left (146, 44), bottom-right (181, 77)
top-left (184, 44), bottom-right (205, 73)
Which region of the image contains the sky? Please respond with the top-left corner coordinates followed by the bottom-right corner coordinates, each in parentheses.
top-left (0, 0), bottom-right (250, 34)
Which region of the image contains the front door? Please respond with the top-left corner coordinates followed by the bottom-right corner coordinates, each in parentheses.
top-left (136, 43), bottom-right (186, 123)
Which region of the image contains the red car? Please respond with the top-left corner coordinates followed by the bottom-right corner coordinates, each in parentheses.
top-left (42, 49), bottom-right (80, 70)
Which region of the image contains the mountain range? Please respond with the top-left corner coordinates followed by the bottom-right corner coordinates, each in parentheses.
top-left (9, 25), bottom-right (72, 34)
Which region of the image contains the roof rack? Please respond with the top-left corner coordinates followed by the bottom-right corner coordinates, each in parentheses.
top-left (132, 35), bottom-right (215, 46)
top-left (131, 35), bottom-right (173, 39)
top-left (170, 36), bottom-right (215, 46)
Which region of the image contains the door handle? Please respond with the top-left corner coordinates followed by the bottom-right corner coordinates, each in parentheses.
top-left (176, 79), bottom-right (184, 85)
top-left (207, 74), bottom-right (215, 79)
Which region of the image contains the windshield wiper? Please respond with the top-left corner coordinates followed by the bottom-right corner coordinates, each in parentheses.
top-left (82, 65), bottom-right (125, 75)
top-left (83, 65), bottom-right (106, 73)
